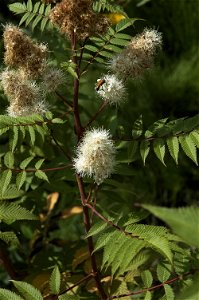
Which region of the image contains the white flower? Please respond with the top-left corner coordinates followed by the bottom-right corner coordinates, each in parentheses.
top-left (41, 66), bottom-right (64, 93)
top-left (74, 128), bottom-right (116, 185)
top-left (7, 99), bottom-right (48, 117)
top-left (109, 28), bottom-right (162, 79)
top-left (95, 74), bottom-right (126, 105)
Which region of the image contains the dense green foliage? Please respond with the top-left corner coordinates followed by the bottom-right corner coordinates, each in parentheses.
top-left (0, 0), bottom-right (199, 299)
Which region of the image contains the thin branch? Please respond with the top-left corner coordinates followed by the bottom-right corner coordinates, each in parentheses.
top-left (85, 203), bottom-right (140, 239)
top-left (85, 100), bottom-right (109, 128)
top-left (55, 91), bottom-right (73, 109)
top-left (59, 273), bottom-right (94, 296)
top-left (50, 130), bottom-right (72, 161)
top-left (110, 270), bottom-right (198, 299)
top-left (1, 164), bottom-right (71, 173)
top-left (113, 131), bottom-right (189, 143)
top-left (80, 34), bottom-right (116, 76)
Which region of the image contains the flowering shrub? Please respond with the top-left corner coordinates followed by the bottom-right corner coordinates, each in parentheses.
top-left (0, 0), bottom-right (198, 299)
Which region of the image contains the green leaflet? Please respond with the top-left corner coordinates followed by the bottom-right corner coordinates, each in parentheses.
top-left (35, 170), bottom-right (49, 182)
top-left (190, 130), bottom-right (199, 148)
top-left (4, 151), bottom-right (14, 168)
top-left (11, 281), bottom-right (43, 300)
top-left (0, 231), bottom-right (19, 246)
top-left (157, 260), bottom-right (172, 282)
top-left (49, 265), bottom-right (61, 295)
top-left (86, 219), bottom-right (109, 237)
top-left (140, 140), bottom-right (150, 165)
top-left (0, 185), bottom-right (24, 200)
top-left (153, 138), bottom-right (166, 165)
top-left (141, 270), bottom-right (153, 288)
top-left (0, 289), bottom-right (23, 300)
top-left (162, 284), bottom-right (174, 300)
top-left (126, 224), bottom-right (172, 263)
top-left (0, 202), bottom-right (37, 224)
top-left (166, 136), bottom-right (179, 164)
top-left (16, 171), bottom-right (27, 190)
top-left (0, 170), bottom-right (12, 195)
top-left (179, 134), bottom-right (198, 165)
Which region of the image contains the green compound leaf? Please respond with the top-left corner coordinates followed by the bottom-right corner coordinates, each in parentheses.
top-left (143, 205), bottom-right (199, 248)
top-left (49, 265), bottom-right (61, 295)
top-left (11, 281), bottom-right (43, 300)
top-left (179, 134), bottom-right (198, 165)
top-left (166, 136), bottom-right (179, 164)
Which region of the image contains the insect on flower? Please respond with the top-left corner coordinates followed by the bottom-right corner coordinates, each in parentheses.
top-left (95, 78), bottom-right (106, 91)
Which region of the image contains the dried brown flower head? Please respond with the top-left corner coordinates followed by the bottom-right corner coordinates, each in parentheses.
top-left (49, 0), bottom-right (110, 40)
top-left (0, 68), bottom-right (47, 117)
top-left (3, 25), bottom-right (48, 78)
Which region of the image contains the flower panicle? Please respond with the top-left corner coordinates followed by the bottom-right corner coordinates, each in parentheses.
top-left (95, 74), bottom-right (126, 106)
top-left (0, 68), bottom-right (48, 117)
top-left (74, 128), bottom-right (116, 185)
top-left (49, 0), bottom-right (110, 40)
top-left (3, 24), bottom-right (48, 78)
top-left (109, 28), bottom-right (162, 79)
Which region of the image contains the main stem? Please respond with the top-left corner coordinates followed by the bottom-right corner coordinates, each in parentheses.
top-left (71, 32), bottom-right (107, 300)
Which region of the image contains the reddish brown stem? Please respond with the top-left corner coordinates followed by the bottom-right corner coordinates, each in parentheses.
top-left (71, 31), bottom-right (107, 299)
top-left (58, 273), bottom-right (94, 296)
top-left (110, 270), bottom-right (198, 299)
top-left (85, 100), bottom-right (109, 128)
top-left (76, 175), bottom-right (107, 300)
top-left (0, 165), bottom-right (71, 173)
top-left (55, 91), bottom-right (73, 108)
top-left (85, 203), bottom-right (140, 239)
top-left (71, 31), bottom-right (84, 140)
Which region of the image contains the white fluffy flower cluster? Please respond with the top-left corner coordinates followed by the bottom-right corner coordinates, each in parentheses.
top-left (95, 74), bottom-right (126, 105)
top-left (109, 28), bottom-right (162, 79)
top-left (73, 128), bottom-right (116, 185)
top-left (0, 69), bottom-right (48, 117)
top-left (42, 66), bottom-right (64, 93)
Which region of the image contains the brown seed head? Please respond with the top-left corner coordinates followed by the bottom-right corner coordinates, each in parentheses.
top-left (3, 25), bottom-right (48, 78)
top-left (49, 0), bottom-right (110, 40)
